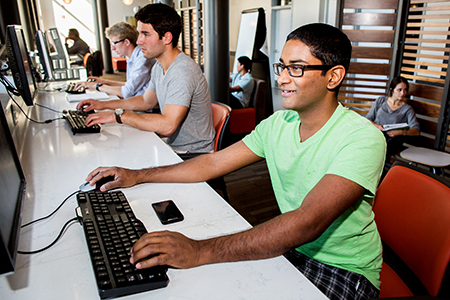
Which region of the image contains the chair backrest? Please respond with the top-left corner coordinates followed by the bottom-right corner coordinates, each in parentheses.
top-left (211, 102), bottom-right (231, 152)
top-left (83, 53), bottom-right (92, 75)
top-left (373, 161), bottom-right (450, 296)
top-left (249, 78), bottom-right (267, 125)
top-left (91, 50), bottom-right (103, 76)
top-left (83, 52), bottom-right (91, 68)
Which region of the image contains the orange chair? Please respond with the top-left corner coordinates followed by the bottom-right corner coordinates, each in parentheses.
top-left (229, 78), bottom-right (266, 134)
top-left (373, 161), bottom-right (450, 298)
top-left (211, 102), bottom-right (231, 152)
top-left (83, 52), bottom-right (91, 68)
top-left (208, 102), bottom-right (231, 201)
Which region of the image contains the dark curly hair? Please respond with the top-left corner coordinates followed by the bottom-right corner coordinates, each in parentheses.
top-left (135, 3), bottom-right (181, 48)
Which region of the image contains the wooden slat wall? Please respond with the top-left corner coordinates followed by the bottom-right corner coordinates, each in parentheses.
top-left (400, 0), bottom-right (450, 149)
top-left (338, 0), bottom-right (399, 115)
top-left (178, 1), bottom-right (203, 66)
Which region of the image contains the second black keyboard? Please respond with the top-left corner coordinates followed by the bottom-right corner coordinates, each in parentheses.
top-left (76, 190), bottom-right (169, 299)
top-left (64, 110), bottom-right (101, 134)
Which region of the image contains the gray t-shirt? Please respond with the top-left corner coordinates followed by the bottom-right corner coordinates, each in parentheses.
top-left (149, 52), bottom-right (215, 153)
top-left (366, 96), bottom-right (420, 130)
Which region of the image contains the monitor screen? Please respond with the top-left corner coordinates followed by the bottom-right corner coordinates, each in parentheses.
top-left (0, 104), bottom-right (27, 276)
top-left (5, 25), bottom-right (37, 106)
top-left (35, 30), bottom-right (54, 81)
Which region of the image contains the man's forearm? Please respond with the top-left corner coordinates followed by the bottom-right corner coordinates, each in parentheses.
top-left (196, 209), bottom-right (317, 266)
top-left (134, 153), bottom-right (224, 184)
top-left (102, 95), bottom-right (153, 111)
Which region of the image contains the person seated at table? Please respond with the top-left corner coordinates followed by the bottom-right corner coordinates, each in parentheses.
top-left (84, 23), bottom-right (386, 300)
top-left (366, 76), bottom-right (420, 159)
top-left (75, 22), bottom-right (155, 99)
top-left (229, 56), bottom-right (255, 109)
top-left (65, 28), bottom-right (90, 62)
top-left (76, 4), bottom-right (215, 155)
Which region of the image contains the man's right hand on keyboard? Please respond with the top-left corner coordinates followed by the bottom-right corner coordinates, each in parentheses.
top-left (85, 110), bottom-right (117, 127)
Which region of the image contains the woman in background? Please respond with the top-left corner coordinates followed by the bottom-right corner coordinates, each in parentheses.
top-left (366, 76), bottom-right (420, 159)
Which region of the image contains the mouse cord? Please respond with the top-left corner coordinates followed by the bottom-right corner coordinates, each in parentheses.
top-left (18, 217), bottom-right (79, 255)
top-left (35, 103), bottom-right (64, 113)
top-left (6, 90), bottom-right (63, 124)
top-left (21, 190), bottom-right (79, 228)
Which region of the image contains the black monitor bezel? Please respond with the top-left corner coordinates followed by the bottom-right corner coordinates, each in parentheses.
top-left (6, 25), bottom-right (37, 106)
top-left (0, 103), bottom-right (27, 276)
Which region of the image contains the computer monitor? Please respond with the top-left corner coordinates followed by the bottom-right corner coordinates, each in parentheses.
top-left (35, 30), bottom-right (54, 81)
top-left (0, 104), bottom-right (27, 276)
top-left (4, 25), bottom-right (37, 106)
top-left (47, 28), bottom-right (70, 70)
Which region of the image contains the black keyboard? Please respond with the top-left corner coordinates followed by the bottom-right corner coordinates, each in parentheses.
top-left (63, 110), bottom-right (101, 134)
top-left (76, 190), bottom-right (169, 299)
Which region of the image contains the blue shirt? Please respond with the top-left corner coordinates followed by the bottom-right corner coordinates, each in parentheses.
top-left (121, 46), bottom-right (155, 98)
top-left (230, 72), bottom-right (254, 107)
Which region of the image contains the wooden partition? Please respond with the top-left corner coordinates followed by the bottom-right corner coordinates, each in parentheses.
top-left (337, 0), bottom-right (450, 153)
top-left (177, 0), bottom-right (204, 67)
top-left (336, 0), bottom-right (400, 115)
top-left (393, 0), bottom-right (450, 150)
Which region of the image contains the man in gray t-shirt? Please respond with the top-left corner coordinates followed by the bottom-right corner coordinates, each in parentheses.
top-left (76, 3), bottom-right (214, 153)
top-left (149, 52), bottom-right (214, 152)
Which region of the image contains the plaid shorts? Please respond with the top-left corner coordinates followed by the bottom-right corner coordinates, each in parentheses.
top-left (284, 250), bottom-right (379, 300)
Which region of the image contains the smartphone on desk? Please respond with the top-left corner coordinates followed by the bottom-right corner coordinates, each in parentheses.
top-left (152, 200), bottom-right (184, 225)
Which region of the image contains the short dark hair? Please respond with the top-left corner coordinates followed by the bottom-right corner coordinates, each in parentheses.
top-left (286, 23), bottom-right (352, 74)
top-left (134, 3), bottom-right (181, 48)
top-left (238, 56), bottom-right (252, 72)
top-left (68, 28), bottom-right (80, 38)
top-left (389, 76), bottom-right (409, 96)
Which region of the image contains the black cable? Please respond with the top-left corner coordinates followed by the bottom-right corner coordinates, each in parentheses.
top-left (18, 217), bottom-right (79, 255)
top-left (35, 102), bottom-right (64, 113)
top-left (4, 88), bottom-right (63, 124)
top-left (21, 190), bottom-right (79, 228)
top-left (0, 73), bottom-right (66, 123)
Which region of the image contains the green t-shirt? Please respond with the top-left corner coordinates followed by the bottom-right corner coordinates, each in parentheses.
top-left (243, 104), bottom-right (386, 289)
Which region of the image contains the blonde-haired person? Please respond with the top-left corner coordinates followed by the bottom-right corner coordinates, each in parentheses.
top-left (76, 22), bottom-right (155, 98)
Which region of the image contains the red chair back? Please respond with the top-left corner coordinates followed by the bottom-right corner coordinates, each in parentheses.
top-left (374, 162), bottom-right (450, 297)
top-left (211, 102), bottom-right (231, 152)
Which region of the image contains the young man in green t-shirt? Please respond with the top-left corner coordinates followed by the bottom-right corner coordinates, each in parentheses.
top-left (84, 23), bottom-right (386, 299)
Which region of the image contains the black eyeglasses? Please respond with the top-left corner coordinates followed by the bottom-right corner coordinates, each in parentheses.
top-left (272, 63), bottom-right (335, 77)
top-left (111, 39), bottom-right (125, 46)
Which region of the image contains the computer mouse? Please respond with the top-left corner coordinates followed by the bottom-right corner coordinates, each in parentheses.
top-left (95, 175), bottom-right (116, 191)
top-left (79, 181), bottom-right (95, 192)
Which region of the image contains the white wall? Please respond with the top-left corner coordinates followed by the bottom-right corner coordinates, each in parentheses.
top-left (229, 0), bottom-right (272, 53)
top-left (229, 0), bottom-right (338, 54)
top-left (229, 0), bottom-right (338, 112)
top-left (106, 0), bottom-right (151, 26)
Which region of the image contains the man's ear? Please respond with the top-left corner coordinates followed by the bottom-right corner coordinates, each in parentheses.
top-left (124, 38), bottom-right (131, 47)
top-left (327, 65), bottom-right (346, 90)
top-left (162, 31), bottom-right (173, 46)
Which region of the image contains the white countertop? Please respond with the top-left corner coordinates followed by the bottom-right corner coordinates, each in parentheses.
top-left (0, 83), bottom-right (327, 300)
